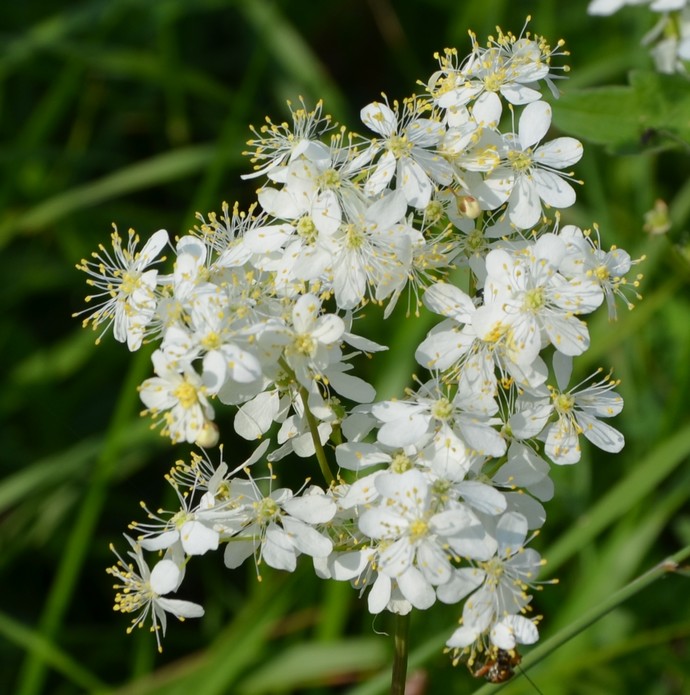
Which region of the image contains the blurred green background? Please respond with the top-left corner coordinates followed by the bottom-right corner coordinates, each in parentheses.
top-left (2, 1), bottom-right (690, 694)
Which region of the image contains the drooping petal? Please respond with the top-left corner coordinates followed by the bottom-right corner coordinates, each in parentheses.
top-left (150, 559), bottom-right (182, 595)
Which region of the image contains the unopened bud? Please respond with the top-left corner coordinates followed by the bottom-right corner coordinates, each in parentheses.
top-left (455, 194), bottom-right (481, 219)
top-left (195, 421), bottom-right (220, 448)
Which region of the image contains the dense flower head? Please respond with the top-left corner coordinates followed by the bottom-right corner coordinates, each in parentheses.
top-left (81, 20), bottom-right (639, 671)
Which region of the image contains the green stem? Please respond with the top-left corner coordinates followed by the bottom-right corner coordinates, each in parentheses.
top-left (472, 543), bottom-right (690, 694)
top-left (298, 383), bottom-right (335, 486)
top-left (391, 612), bottom-right (411, 695)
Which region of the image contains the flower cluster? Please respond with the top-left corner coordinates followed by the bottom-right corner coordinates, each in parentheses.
top-left (588, 0), bottom-right (690, 73)
top-left (80, 22), bottom-right (641, 675)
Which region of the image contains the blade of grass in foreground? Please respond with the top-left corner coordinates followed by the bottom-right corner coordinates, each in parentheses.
top-left (14, 346), bottom-right (154, 695)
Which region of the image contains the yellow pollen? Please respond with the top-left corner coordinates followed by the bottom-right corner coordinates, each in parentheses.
top-left (508, 149), bottom-right (533, 172)
top-left (409, 518), bottom-right (429, 541)
top-left (173, 381), bottom-right (199, 409)
top-left (201, 331), bottom-right (222, 350)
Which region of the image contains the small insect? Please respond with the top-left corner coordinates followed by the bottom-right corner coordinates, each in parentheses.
top-left (472, 648), bottom-right (522, 683)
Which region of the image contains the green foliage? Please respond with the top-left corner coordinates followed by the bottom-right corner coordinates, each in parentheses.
top-left (551, 70), bottom-right (690, 153)
top-left (1, 1), bottom-right (690, 694)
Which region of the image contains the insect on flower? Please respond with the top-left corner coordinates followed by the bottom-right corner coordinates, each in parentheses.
top-left (472, 648), bottom-right (522, 683)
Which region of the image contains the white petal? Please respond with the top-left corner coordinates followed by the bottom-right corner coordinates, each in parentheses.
top-left (180, 521), bottom-right (219, 556)
top-left (367, 573), bottom-right (392, 614)
top-left (398, 158), bottom-right (431, 208)
top-left (518, 101), bottom-right (552, 149)
top-left (397, 566), bottom-right (436, 609)
top-left (336, 442), bottom-right (390, 471)
top-left (553, 352), bottom-right (574, 391)
top-left (535, 137), bottom-right (583, 168)
top-left (223, 538), bottom-right (255, 569)
top-left (326, 370), bottom-right (376, 403)
top-left (281, 517), bottom-right (333, 557)
top-left (508, 176), bottom-right (542, 229)
top-left (579, 414), bottom-right (625, 453)
top-left (472, 91), bottom-right (502, 127)
top-left (364, 151), bottom-right (396, 196)
top-left (361, 101), bottom-right (397, 137)
top-left (436, 567), bottom-right (484, 604)
top-left (150, 559), bottom-right (182, 595)
top-left (423, 282), bottom-right (475, 322)
top-left (543, 314), bottom-right (590, 356)
top-left (376, 412), bottom-right (430, 448)
top-left (156, 596), bottom-right (205, 619)
top-left (263, 527), bottom-right (297, 571)
top-left (234, 391), bottom-right (279, 440)
top-left (534, 170), bottom-right (577, 209)
top-left (496, 511), bottom-right (528, 557)
top-left (282, 492), bottom-right (336, 524)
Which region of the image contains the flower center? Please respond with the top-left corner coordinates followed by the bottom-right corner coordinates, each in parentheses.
top-left (523, 286), bottom-right (546, 312)
top-left (508, 149), bottom-right (533, 172)
top-left (319, 168), bottom-right (341, 190)
top-left (201, 331), bottom-right (222, 350)
top-left (390, 450), bottom-right (412, 473)
top-left (256, 497), bottom-right (281, 523)
top-left (594, 264), bottom-right (610, 282)
top-left (483, 70), bottom-right (506, 93)
top-left (293, 333), bottom-right (316, 357)
top-left (173, 381), bottom-right (199, 409)
top-left (120, 270), bottom-right (140, 296)
top-left (297, 216), bottom-right (318, 243)
top-left (343, 223), bottom-right (365, 250)
top-left (553, 392), bottom-right (575, 414)
top-left (387, 134), bottom-right (413, 159)
top-left (432, 397), bottom-right (453, 421)
top-left (408, 518), bottom-right (429, 542)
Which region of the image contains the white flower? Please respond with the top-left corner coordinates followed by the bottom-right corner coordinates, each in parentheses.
top-left (543, 353), bottom-right (625, 464)
top-left (223, 483), bottom-right (336, 574)
top-left (475, 101), bottom-right (583, 229)
top-left (358, 470), bottom-right (495, 610)
top-left (478, 236), bottom-right (604, 365)
top-left (139, 350), bottom-right (216, 445)
top-left (324, 191), bottom-right (420, 310)
top-left (360, 97), bottom-right (452, 208)
top-left (588, 0), bottom-right (650, 15)
top-left (559, 224), bottom-right (642, 320)
top-left (372, 376), bottom-right (505, 457)
top-left (107, 536), bottom-right (204, 652)
top-left (490, 614), bottom-right (540, 650)
top-left (241, 98), bottom-right (334, 180)
top-left (282, 293), bottom-right (345, 387)
top-left (75, 226), bottom-right (168, 350)
top-left (439, 512), bottom-right (541, 648)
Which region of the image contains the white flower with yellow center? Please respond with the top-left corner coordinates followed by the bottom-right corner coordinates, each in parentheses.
top-left (106, 536), bottom-right (204, 652)
top-left (480, 235), bottom-right (604, 366)
top-left (438, 511), bottom-right (541, 649)
top-left (475, 101), bottom-right (583, 229)
top-left (139, 350), bottom-right (216, 445)
top-left (358, 469), bottom-right (496, 610)
top-left (75, 226), bottom-right (168, 350)
top-left (223, 484), bottom-right (336, 573)
top-left (360, 96), bottom-right (452, 209)
top-left (543, 353), bottom-right (625, 464)
top-left (322, 190), bottom-right (420, 310)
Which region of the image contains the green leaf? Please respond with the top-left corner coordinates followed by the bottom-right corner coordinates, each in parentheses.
top-left (551, 70), bottom-right (690, 152)
top-left (237, 638), bottom-right (388, 694)
top-left (550, 85), bottom-right (641, 149)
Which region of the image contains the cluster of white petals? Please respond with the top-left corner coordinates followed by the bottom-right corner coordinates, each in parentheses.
top-left (588, 0), bottom-right (690, 73)
top-left (79, 21), bottom-right (640, 674)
